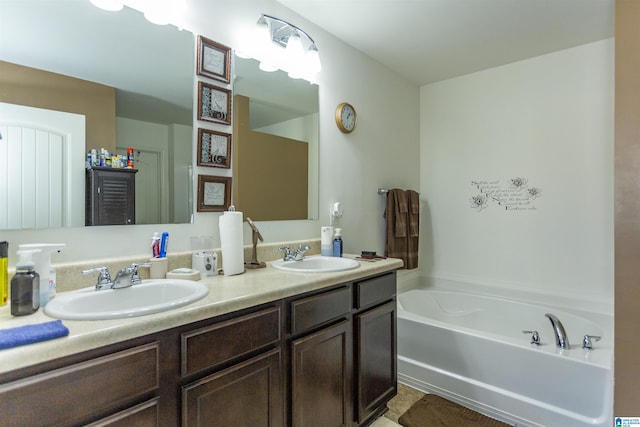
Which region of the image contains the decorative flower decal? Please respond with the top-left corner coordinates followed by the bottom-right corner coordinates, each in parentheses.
top-left (509, 177), bottom-right (528, 191)
top-left (470, 194), bottom-right (488, 211)
top-left (526, 187), bottom-right (542, 199)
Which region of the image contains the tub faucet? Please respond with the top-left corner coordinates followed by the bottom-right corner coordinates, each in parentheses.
top-left (545, 313), bottom-right (570, 349)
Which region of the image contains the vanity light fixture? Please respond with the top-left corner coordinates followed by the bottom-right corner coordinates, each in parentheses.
top-left (249, 14), bottom-right (322, 83)
top-left (90, 0), bottom-right (123, 12)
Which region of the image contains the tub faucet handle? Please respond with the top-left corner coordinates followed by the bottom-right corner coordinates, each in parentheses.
top-left (582, 335), bottom-right (601, 350)
top-left (523, 330), bottom-right (540, 345)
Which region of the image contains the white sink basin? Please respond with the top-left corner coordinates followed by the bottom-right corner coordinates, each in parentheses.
top-left (44, 279), bottom-right (209, 320)
top-left (271, 256), bottom-right (360, 273)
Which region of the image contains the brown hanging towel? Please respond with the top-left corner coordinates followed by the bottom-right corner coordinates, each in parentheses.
top-left (384, 188), bottom-right (419, 269)
top-left (406, 189), bottom-right (420, 269)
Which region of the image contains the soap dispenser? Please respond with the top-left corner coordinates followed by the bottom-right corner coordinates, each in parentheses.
top-left (11, 249), bottom-right (41, 316)
top-left (333, 228), bottom-right (343, 257)
top-left (18, 243), bottom-right (65, 306)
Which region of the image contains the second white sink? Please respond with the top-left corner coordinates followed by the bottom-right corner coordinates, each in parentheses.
top-left (271, 256), bottom-right (360, 273)
top-left (44, 279), bottom-right (209, 320)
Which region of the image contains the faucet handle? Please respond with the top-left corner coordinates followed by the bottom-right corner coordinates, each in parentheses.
top-left (522, 330), bottom-right (540, 345)
top-left (582, 335), bottom-right (601, 350)
top-left (82, 266), bottom-right (112, 289)
top-left (130, 262), bottom-right (151, 284)
top-left (279, 246), bottom-right (292, 260)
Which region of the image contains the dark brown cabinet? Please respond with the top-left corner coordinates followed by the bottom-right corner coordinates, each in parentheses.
top-left (355, 300), bottom-right (396, 424)
top-left (181, 305), bottom-right (283, 427)
top-left (291, 320), bottom-right (353, 427)
top-left (0, 272), bottom-right (397, 427)
top-left (86, 167), bottom-right (137, 225)
top-left (182, 349), bottom-right (283, 427)
top-left (0, 341), bottom-right (160, 426)
top-left (353, 273), bottom-right (397, 425)
top-left (287, 272), bottom-right (397, 427)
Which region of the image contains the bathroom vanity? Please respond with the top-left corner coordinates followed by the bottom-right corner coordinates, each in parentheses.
top-left (0, 256), bottom-right (401, 427)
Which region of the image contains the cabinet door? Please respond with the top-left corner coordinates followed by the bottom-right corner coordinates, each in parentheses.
top-left (291, 319), bottom-right (352, 427)
top-left (86, 168), bottom-right (136, 225)
top-left (182, 349), bottom-right (283, 427)
top-left (355, 300), bottom-right (397, 425)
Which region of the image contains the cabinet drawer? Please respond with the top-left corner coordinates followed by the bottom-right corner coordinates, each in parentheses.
top-left (181, 305), bottom-right (281, 377)
top-left (0, 342), bottom-right (159, 426)
top-left (354, 273), bottom-right (396, 310)
top-left (291, 286), bottom-right (351, 335)
top-left (86, 398), bottom-right (159, 427)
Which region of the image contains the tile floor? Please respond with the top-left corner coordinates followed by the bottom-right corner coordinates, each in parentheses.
top-left (371, 383), bottom-right (426, 427)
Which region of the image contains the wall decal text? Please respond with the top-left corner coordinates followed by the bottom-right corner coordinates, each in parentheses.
top-left (470, 177), bottom-right (542, 212)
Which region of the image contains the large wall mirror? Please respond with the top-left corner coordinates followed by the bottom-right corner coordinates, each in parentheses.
top-left (0, 0), bottom-right (194, 230)
top-left (232, 55), bottom-right (319, 221)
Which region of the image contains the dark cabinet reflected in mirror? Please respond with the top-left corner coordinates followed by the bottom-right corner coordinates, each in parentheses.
top-left (0, 0), bottom-right (194, 230)
top-left (232, 55), bottom-right (319, 221)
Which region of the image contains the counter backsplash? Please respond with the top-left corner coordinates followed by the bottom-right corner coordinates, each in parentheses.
top-left (55, 239), bottom-right (321, 293)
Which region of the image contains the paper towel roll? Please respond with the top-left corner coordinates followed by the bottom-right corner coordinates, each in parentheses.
top-left (219, 210), bottom-right (244, 276)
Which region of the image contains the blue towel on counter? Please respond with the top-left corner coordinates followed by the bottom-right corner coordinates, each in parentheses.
top-left (0, 320), bottom-right (69, 350)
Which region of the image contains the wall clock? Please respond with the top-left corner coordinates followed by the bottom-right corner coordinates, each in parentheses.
top-left (335, 102), bottom-right (357, 133)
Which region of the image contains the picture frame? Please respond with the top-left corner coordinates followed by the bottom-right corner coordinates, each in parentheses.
top-left (197, 81), bottom-right (232, 125)
top-left (196, 36), bottom-right (231, 83)
top-left (197, 128), bottom-right (231, 169)
top-left (197, 175), bottom-right (231, 212)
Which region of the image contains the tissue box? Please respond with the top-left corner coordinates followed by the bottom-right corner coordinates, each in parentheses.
top-left (166, 268), bottom-right (201, 281)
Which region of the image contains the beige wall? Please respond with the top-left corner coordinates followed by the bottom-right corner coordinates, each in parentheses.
top-left (614, 0), bottom-right (640, 415)
top-left (0, 61), bottom-right (116, 152)
top-left (232, 94), bottom-right (308, 221)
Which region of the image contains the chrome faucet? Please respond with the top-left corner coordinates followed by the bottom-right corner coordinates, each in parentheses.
top-left (545, 313), bottom-right (570, 349)
top-left (83, 263), bottom-right (150, 290)
top-left (279, 244), bottom-right (311, 261)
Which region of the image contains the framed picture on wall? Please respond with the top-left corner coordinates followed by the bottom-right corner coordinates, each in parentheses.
top-left (196, 36), bottom-right (231, 83)
top-left (197, 128), bottom-right (231, 169)
top-left (197, 175), bottom-right (231, 212)
top-left (197, 82), bottom-right (231, 125)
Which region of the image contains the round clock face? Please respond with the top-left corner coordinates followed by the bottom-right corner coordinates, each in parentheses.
top-left (336, 103), bottom-right (356, 133)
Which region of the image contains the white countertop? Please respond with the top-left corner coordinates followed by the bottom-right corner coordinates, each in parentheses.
top-left (0, 255), bottom-right (402, 375)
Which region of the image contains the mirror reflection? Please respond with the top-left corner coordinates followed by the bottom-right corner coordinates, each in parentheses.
top-left (232, 55), bottom-right (319, 221)
top-left (0, 0), bottom-right (194, 229)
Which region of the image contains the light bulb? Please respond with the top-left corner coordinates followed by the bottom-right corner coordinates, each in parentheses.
top-left (285, 31), bottom-right (305, 61)
top-left (259, 61), bottom-right (278, 72)
top-left (90, 0), bottom-right (123, 12)
top-left (306, 45), bottom-right (322, 73)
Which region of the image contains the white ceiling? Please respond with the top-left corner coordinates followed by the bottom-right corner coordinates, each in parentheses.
top-left (276, 0), bottom-right (615, 86)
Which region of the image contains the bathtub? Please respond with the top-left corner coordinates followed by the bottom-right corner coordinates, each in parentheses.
top-left (396, 284), bottom-right (613, 427)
